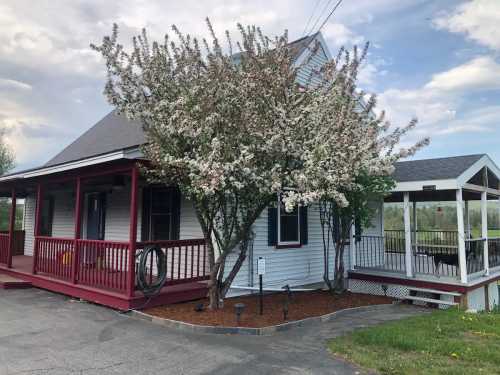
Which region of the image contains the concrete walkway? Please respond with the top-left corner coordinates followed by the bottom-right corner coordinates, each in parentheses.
top-left (0, 289), bottom-right (429, 375)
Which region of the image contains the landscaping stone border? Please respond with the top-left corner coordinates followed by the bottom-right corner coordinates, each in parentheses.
top-left (127, 303), bottom-right (395, 335)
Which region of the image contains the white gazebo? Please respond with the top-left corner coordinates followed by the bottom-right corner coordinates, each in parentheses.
top-left (349, 154), bottom-right (500, 311)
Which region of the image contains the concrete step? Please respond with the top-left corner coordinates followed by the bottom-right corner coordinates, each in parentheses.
top-left (0, 273), bottom-right (32, 289)
top-left (407, 286), bottom-right (462, 297)
top-left (405, 295), bottom-right (458, 306)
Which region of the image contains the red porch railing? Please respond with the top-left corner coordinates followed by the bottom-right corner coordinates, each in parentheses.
top-left (0, 233), bottom-right (9, 264)
top-left (35, 236), bottom-right (74, 281)
top-left (0, 230), bottom-right (25, 256)
top-left (76, 239), bottom-right (130, 293)
top-left (33, 236), bottom-right (208, 295)
top-left (136, 239), bottom-right (209, 285)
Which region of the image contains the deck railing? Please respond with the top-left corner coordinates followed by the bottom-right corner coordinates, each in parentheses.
top-left (136, 239), bottom-right (209, 285)
top-left (76, 239), bottom-right (131, 293)
top-left (33, 236), bottom-right (208, 295)
top-left (355, 230), bottom-right (467, 278)
top-left (488, 238), bottom-right (500, 269)
top-left (35, 236), bottom-right (75, 281)
top-left (0, 233), bottom-right (9, 264)
top-left (355, 235), bottom-right (406, 272)
top-left (466, 238), bottom-right (485, 275)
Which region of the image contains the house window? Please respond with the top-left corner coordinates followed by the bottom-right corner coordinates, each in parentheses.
top-left (39, 196), bottom-right (54, 237)
top-left (278, 199), bottom-right (300, 245)
top-left (142, 187), bottom-right (181, 241)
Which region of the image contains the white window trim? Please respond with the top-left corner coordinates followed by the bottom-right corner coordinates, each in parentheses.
top-left (277, 195), bottom-right (301, 246)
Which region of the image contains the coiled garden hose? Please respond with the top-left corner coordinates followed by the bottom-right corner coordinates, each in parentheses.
top-left (136, 244), bottom-right (168, 297)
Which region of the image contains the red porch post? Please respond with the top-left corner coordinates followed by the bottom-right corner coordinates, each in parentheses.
top-left (7, 188), bottom-right (16, 268)
top-left (71, 177), bottom-right (82, 284)
top-left (127, 166), bottom-right (138, 297)
top-left (32, 183), bottom-right (43, 274)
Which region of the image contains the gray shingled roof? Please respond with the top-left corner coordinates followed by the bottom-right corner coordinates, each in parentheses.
top-left (45, 111), bottom-right (145, 167)
top-left (392, 154), bottom-right (485, 182)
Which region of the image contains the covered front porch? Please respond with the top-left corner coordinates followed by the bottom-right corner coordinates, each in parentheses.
top-left (0, 160), bottom-right (209, 310)
top-left (350, 155), bottom-right (500, 297)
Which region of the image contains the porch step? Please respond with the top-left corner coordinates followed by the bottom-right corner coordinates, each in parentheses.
top-left (407, 287), bottom-right (462, 297)
top-left (0, 273), bottom-right (32, 289)
top-left (404, 295), bottom-right (458, 306)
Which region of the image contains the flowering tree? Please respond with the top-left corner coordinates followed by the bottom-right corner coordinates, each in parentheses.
top-left (92, 20), bottom-right (427, 308)
top-left (92, 21), bottom-right (315, 308)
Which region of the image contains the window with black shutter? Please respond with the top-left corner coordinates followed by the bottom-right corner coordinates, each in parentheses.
top-left (268, 194), bottom-right (308, 247)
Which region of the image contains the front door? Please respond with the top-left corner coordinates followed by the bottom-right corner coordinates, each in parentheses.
top-left (86, 193), bottom-right (106, 240)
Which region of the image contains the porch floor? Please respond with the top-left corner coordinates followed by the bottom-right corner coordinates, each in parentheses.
top-left (0, 255), bottom-right (208, 310)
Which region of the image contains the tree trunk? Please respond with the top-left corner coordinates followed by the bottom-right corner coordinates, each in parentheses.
top-left (207, 236), bottom-right (251, 309)
top-left (332, 240), bottom-right (346, 293)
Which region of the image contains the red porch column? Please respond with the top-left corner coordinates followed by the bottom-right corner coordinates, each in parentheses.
top-left (7, 188), bottom-right (16, 268)
top-left (127, 166), bottom-right (138, 297)
top-left (32, 183), bottom-right (43, 274)
top-left (71, 177), bottom-right (82, 284)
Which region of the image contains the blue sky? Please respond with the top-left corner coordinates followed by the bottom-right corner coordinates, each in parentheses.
top-left (0, 0), bottom-right (499, 171)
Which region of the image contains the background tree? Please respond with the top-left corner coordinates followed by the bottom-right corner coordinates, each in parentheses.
top-left (0, 130), bottom-right (14, 176)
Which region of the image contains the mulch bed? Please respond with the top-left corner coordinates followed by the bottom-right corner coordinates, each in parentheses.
top-left (144, 291), bottom-right (393, 328)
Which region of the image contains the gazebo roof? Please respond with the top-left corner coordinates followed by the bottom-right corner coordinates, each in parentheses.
top-left (393, 154), bottom-right (485, 182)
top-left (387, 154), bottom-right (500, 202)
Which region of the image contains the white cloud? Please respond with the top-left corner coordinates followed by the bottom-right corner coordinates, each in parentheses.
top-left (0, 78), bottom-right (32, 91)
top-left (322, 23), bottom-right (364, 48)
top-left (434, 0), bottom-right (500, 51)
top-left (425, 56), bottom-right (500, 92)
top-left (378, 56), bottom-right (500, 139)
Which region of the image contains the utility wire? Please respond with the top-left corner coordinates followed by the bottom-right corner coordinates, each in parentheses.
top-left (304, 0), bottom-right (335, 37)
top-left (301, 0), bottom-right (322, 37)
top-left (315, 0), bottom-right (344, 35)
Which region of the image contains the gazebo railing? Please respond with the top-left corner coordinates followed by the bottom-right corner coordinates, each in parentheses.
top-left (488, 237), bottom-right (500, 269)
top-left (354, 230), bottom-right (484, 279)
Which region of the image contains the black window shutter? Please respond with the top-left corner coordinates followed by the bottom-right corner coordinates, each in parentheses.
top-left (141, 187), bottom-right (151, 241)
top-left (300, 206), bottom-right (308, 245)
top-left (171, 187), bottom-right (181, 240)
top-left (268, 207), bottom-right (278, 246)
top-left (332, 213), bottom-right (341, 243)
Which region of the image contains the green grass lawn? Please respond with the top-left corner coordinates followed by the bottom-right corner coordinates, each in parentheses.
top-left (328, 309), bottom-right (500, 375)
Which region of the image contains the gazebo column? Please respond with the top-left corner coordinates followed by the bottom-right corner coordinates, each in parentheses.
top-left (412, 200), bottom-right (418, 255)
top-left (349, 221), bottom-right (356, 270)
top-left (456, 189), bottom-right (468, 283)
top-left (403, 192), bottom-right (413, 277)
top-left (481, 190), bottom-right (489, 275)
top-left (464, 201), bottom-right (471, 239)
top-left (7, 188), bottom-right (16, 268)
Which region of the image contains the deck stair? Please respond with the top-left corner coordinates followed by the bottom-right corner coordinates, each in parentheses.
top-left (404, 286), bottom-right (460, 307)
top-left (0, 272), bottom-right (32, 289)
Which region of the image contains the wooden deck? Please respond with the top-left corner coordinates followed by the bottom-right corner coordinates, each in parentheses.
top-left (0, 255), bottom-right (208, 310)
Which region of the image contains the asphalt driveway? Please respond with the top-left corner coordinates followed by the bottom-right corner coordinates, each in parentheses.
top-left (0, 288), bottom-right (427, 375)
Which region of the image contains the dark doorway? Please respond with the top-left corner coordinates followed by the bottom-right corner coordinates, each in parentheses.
top-left (86, 192), bottom-right (106, 240)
